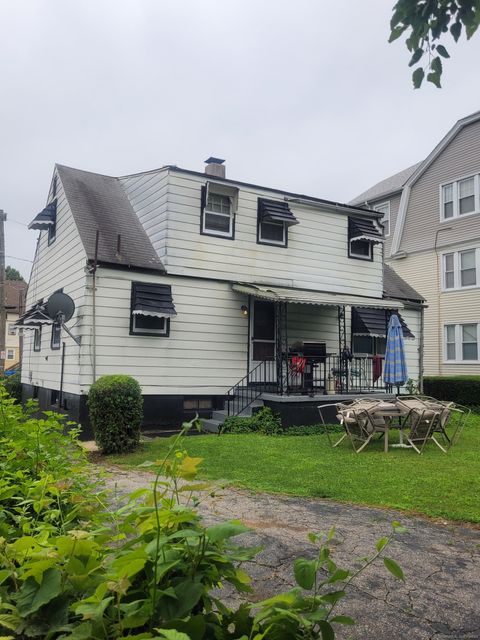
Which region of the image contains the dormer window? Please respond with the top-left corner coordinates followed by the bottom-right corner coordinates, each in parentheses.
top-left (348, 217), bottom-right (384, 261)
top-left (441, 175), bottom-right (479, 220)
top-left (257, 199), bottom-right (298, 248)
top-left (200, 182), bottom-right (238, 239)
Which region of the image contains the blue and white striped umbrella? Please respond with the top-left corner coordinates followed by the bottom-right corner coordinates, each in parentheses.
top-left (383, 314), bottom-right (408, 386)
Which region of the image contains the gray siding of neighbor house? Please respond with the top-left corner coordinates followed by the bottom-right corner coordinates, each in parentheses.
top-left (160, 171), bottom-right (384, 298)
top-left (399, 119), bottom-right (480, 255)
top-left (22, 170), bottom-right (90, 395)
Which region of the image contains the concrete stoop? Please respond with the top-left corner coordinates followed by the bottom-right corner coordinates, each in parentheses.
top-left (202, 397), bottom-right (264, 433)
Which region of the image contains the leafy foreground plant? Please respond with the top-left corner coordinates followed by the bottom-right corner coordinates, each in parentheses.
top-left (0, 394), bottom-right (405, 639)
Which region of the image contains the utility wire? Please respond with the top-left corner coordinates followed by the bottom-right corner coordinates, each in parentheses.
top-left (7, 219), bottom-right (28, 227)
top-left (6, 255), bottom-right (33, 263)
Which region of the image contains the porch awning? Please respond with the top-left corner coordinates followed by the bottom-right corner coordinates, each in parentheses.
top-left (258, 199), bottom-right (299, 227)
top-left (131, 282), bottom-right (177, 318)
top-left (15, 302), bottom-right (53, 329)
top-left (348, 217), bottom-right (383, 243)
top-left (28, 200), bottom-right (57, 230)
top-left (232, 283), bottom-right (403, 309)
top-left (352, 307), bottom-right (414, 338)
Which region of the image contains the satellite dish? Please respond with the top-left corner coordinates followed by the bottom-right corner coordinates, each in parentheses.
top-left (46, 292), bottom-right (75, 323)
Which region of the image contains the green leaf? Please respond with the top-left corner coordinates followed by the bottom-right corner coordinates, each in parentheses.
top-left (206, 521), bottom-right (250, 542)
top-left (294, 558), bottom-right (317, 590)
top-left (427, 71), bottom-right (442, 88)
top-left (450, 21), bottom-right (462, 42)
top-left (412, 67), bottom-right (425, 89)
top-left (326, 568), bottom-right (350, 584)
top-left (318, 620), bottom-right (335, 640)
top-left (436, 44), bottom-right (450, 58)
top-left (389, 24), bottom-right (408, 43)
top-left (431, 56), bottom-right (443, 75)
top-left (155, 631), bottom-right (192, 640)
top-left (408, 48), bottom-right (424, 67)
top-left (383, 557), bottom-right (405, 580)
top-left (16, 568), bottom-right (62, 616)
top-left (319, 589), bottom-right (345, 604)
top-left (375, 536), bottom-right (389, 552)
top-left (330, 615), bottom-right (355, 625)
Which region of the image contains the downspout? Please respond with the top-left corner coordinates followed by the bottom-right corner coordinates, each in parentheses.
top-left (419, 306), bottom-right (425, 393)
top-left (59, 341), bottom-right (66, 407)
top-left (92, 231), bottom-right (99, 383)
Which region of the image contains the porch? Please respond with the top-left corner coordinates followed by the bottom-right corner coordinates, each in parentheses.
top-left (226, 283), bottom-right (413, 418)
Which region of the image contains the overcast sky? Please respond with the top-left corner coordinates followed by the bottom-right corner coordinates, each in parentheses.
top-left (2, 1), bottom-right (480, 280)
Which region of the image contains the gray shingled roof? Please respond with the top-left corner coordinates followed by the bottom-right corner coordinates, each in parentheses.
top-left (383, 264), bottom-right (424, 302)
top-left (349, 162), bottom-right (422, 206)
top-left (56, 165), bottom-right (165, 273)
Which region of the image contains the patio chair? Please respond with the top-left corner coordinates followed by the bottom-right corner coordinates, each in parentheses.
top-left (403, 407), bottom-right (442, 454)
top-left (318, 398), bottom-right (383, 448)
top-left (339, 406), bottom-right (386, 453)
top-left (423, 401), bottom-right (471, 450)
top-left (318, 403), bottom-right (348, 447)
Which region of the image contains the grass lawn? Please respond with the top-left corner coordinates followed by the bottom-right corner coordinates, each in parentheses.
top-left (107, 416), bottom-right (480, 524)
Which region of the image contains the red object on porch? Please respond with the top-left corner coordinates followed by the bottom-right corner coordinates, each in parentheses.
top-left (372, 355), bottom-right (383, 383)
top-left (290, 356), bottom-right (307, 374)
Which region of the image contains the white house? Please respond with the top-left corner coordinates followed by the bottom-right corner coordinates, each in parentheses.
top-left (19, 159), bottom-right (424, 435)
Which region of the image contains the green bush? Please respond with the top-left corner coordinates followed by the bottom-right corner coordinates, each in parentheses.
top-left (221, 406), bottom-right (282, 434)
top-left (2, 371), bottom-right (22, 403)
top-left (423, 375), bottom-right (480, 406)
top-left (220, 408), bottom-right (343, 436)
top-left (88, 374), bottom-right (143, 454)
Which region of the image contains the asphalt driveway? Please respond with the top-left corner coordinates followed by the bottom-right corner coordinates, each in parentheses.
top-left (104, 465), bottom-right (480, 640)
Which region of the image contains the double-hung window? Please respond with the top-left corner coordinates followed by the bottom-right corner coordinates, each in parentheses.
top-left (441, 175), bottom-right (479, 220)
top-left (444, 323), bottom-right (479, 362)
top-left (373, 201), bottom-right (390, 237)
top-left (201, 182), bottom-right (238, 239)
top-left (443, 248), bottom-right (479, 290)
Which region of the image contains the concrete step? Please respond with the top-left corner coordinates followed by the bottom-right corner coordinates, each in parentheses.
top-left (202, 418), bottom-right (223, 433)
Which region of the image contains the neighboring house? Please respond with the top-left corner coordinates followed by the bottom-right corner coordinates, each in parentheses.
top-left (5, 280), bottom-right (27, 368)
top-left (351, 110), bottom-right (480, 378)
top-left (19, 159), bottom-right (424, 433)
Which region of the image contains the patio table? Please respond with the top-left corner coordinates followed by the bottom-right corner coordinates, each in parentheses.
top-left (365, 401), bottom-right (409, 453)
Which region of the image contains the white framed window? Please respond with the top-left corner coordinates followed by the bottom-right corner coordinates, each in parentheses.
top-left (440, 174), bottom-right (480, 220)
top-left (349, 239), bottom-right (372, 260)
top-left (373, 201), bottom-right (390, 237)
top-left (132, 314), bottom-right (168, 336)
top-left (444, 323), bottom-right (480, 363)
top-left (6, 349), bottom-right (14, 360)
top-left (7, 323), bottom-right (15, 336)
top-left (202, 191), bottom-right (234, 238)
top-left (443, 248), bottom-right (480, 290)
top-left (258, 219), bottom-right (286, 246)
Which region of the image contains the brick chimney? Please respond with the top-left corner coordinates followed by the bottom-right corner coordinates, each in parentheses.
top-left (204, 157), bottom-right (226, 179)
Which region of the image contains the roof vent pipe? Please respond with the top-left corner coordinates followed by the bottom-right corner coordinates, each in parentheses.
top-left (204, 157), bottom-right (226, 179)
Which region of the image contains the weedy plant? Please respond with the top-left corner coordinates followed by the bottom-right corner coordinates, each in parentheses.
top-left (0, 386), bottom-right (406, 639)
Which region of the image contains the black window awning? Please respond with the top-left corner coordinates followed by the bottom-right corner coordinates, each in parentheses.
top-left (348, 217), bottom-right (384, 244)
top-left (352, 308), bottom-right (414, 339)
top-left (28, 200), bottom-right (57, 230)
top-left (15, 301), bottom-right (53, 329)
top-left (131, 282), bottom-right (177, 318)
top-left (258, 199), bottom-right (299, 227)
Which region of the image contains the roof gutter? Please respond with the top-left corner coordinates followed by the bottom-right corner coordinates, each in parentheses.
top-left (285, 197), bottom-right (383, 218)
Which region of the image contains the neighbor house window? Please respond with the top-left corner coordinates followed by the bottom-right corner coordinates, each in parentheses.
top-left (51, 323), bottom-right (61, 350)
top-left (373, 201), bottom-right (390, 237)
top-left (444, 323), bottom-right (479, 362)
top-left (6, 349), bottom-right (14, 360)
top-left (441, 175), bottom-right (479, 220)
top-left (33, 327), bottom-right (42, 351)
top-left (7, 323), bottom-right (15, 336)
top-left (443, 248), bottom-right (479, 290)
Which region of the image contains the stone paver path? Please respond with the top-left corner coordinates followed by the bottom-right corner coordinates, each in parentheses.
top-left (103, 465), bottom-right (480, 640)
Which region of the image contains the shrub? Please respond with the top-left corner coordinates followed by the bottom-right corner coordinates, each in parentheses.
top-left (88, 374), bottom-right (143, 454)
top-left (221, 406), bottom-right (282, 434)
top-left (423, 375), bottom-right (480, 406)
top-left (2, 371), bottom-right (22, 403)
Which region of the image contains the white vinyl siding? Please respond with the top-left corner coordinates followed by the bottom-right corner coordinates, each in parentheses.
top-left (162, 171), bottom-right (383, 298)
top-left (444, 323), bottom-right (479, 363)
top-left (442, 248), bottom-right (480, 290)
top-left (21, 170), bottom-right (89, 394)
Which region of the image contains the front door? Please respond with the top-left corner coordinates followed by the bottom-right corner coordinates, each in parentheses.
top-left (250, 300), bottom-right (276, 381)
